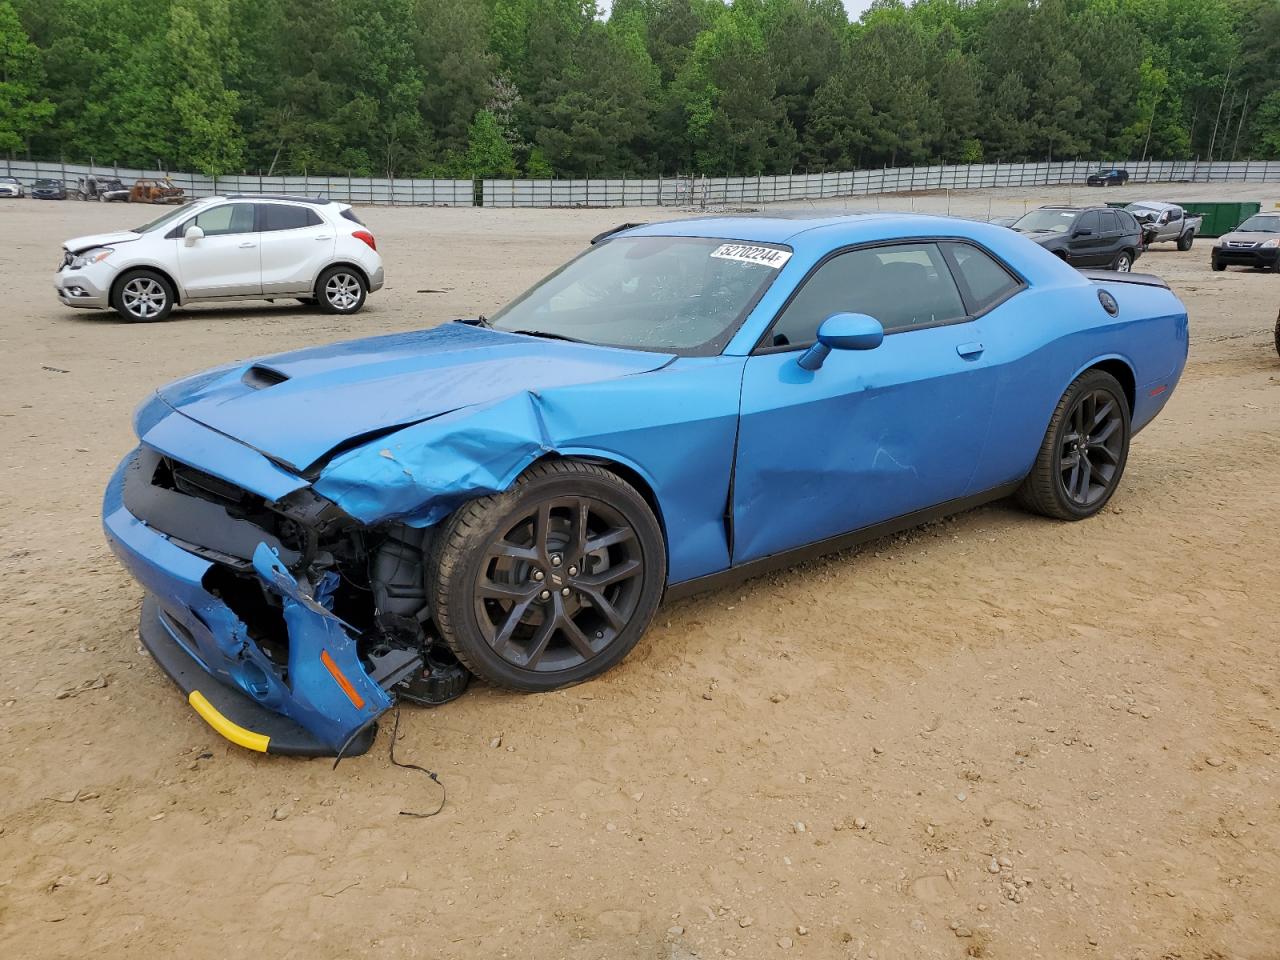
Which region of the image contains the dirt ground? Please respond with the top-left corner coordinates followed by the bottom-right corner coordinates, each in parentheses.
top-left (1, 183), bottom-right (1278, 960)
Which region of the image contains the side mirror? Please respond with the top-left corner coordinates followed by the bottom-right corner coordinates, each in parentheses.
top-left (1073, 227), bottom-right (1093, 238)
top-left (797, 313), bottom-right (884, 371)
top-left (183, 225), bottom-right (204, 246)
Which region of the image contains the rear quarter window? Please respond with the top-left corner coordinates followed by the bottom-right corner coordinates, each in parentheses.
top-left (945, 243), bottom-right (1021, 313)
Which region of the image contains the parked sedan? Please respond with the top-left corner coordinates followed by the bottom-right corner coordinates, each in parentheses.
top-left (0, 176), bottom-right (24, 198)
top-left (1211, 213), bottom-right (1280, 272)
top-left (1086, 168), bottom-right (1130, 187)
top-left (55, 194), bottom-right (383, 321)
top-left (1010, 205), bottom-right (1143, 271)
top-left (103, 213), bottom-right (1189, 756)
top-left (31, 178), bottom-right (67, 200)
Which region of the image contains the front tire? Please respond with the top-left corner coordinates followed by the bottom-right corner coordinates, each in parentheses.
top-left (315, 266), bottom-right (367, 314)
top-left (429, 459), bottom-right (666, 692)
top-left (1016, 370), bottom-right (1131, 521)
top-left (111, 269), bottom-right (175, 322)
top-left (1212, 259), bottom-right (1226, 272)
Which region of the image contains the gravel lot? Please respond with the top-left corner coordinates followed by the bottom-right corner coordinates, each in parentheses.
top-left (1, 183), bottom-right (1278, 960)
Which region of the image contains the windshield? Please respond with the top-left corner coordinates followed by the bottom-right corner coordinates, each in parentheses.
top-left (1013, 209), bottom-right (1078, 233)
top-left (490, 236), bottom-right (788, 353)
top-left (132, 203), bottom-right (197, 234)
top-left (34, 179), bottom-right (59, 187)
top-left (1237, 215), bottom-right (1280, 233)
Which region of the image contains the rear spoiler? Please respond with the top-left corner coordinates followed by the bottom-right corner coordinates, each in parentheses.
top-left (1079, 269), bottom-right (1169, 289)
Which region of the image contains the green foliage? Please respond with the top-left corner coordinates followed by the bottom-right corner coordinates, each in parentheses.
top-left (4, 0), bottom-right (1280, 172)
top-left (464, 108), bottom-right (517, 178)
top-left (0, 0), bottom-right (52, 153)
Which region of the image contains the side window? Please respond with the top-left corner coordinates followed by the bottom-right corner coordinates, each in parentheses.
top-left (1076, 211), bottom-right (1101, 235)
top-left (946, 243), bottom-right (1021, 313)
top-left (259, 203), bottom-right (323, 232)
top-left (769, 242), bottom-right (967, 345)
top-left (1099, 210), bottom-right (1120, 234)
top-left (188, 203), bottom-right (255, 237)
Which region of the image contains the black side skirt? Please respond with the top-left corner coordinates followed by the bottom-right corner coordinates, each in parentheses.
top-left (663, 481), bottom-right (1022, 603)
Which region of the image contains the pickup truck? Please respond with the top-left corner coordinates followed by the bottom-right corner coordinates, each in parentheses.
top-left (1125, 201), bottom-right (1202, 251)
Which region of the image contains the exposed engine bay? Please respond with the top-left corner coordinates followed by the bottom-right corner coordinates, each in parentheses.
top-left (122, 447), bottom-right (469, 709)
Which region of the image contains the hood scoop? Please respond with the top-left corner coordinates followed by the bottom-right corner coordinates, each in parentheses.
top-left (242, 365), bottom-right (290, 390)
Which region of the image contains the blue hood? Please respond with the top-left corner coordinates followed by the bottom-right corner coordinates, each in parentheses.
top-left (158, 324), bottom-right (674, 472)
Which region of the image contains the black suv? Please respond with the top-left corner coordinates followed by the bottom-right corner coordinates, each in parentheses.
top-left (1009, 205), bottom-right (1142, 272)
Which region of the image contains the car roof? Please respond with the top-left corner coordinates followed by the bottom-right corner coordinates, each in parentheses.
top-left (1126, 200), bottom-right (1180, 211)
top-left (621, 212), bottom-right (935, 245)
top-left (221, 194), bottom-right (335, 205)
top-left (1034, 204), bottom-right (1111, 212)
top-left (618, 212), bottom-right (1026, 252)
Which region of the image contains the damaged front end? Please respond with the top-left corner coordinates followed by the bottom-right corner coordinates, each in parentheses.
top-left (105, 444), bottom-right (468, 757)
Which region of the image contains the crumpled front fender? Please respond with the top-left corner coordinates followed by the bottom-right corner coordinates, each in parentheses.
top-left (313, 393), bottom-right (550, 527)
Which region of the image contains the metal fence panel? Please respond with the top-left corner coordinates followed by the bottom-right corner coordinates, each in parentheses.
top-left (3, 158), bottom-right (1277, 209)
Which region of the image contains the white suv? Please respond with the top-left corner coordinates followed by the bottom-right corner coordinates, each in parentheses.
top-left (54, 195), bottom-right (384, 322)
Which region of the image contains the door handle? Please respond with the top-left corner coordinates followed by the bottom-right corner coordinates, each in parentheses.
top-left (239, 241), bottom-right (257, 248)
top-left (956, 341), bottom-right (984, 359)
top-left (315, 235), bottom-right (333, 241)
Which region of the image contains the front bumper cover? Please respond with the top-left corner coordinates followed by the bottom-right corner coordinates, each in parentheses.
top-left (1212, 246), bottom-right (1279, 268)
top-left (54, 263), bottom-right (112, 309)
top-left (104, 448), bottom-right (393, 756)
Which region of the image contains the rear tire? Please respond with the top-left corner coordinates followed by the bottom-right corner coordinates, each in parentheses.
top-left (1016, 369), bottom-right (1131, 521)
top-left (429, 459), bottom-right (666, 692)
top-left (1176, 231), bottom-right (1193, 251)
top-left (315, 266), bottom-right (367, 314)
top-left (111, 269), bottom-right (175, 323)
top-left (1112, 249), bottom-right (1133, 272)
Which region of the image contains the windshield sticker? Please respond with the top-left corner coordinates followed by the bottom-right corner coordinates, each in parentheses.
top-left (710, 244), bottom-right (792, 269)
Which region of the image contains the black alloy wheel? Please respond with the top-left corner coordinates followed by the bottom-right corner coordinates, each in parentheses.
top-left (430, 459), bottom-right (665, 690)
top-left (1017, 369), bottom-right (1131, 520)
top-left (1058, 388), bottom-right (1125, 508)
top-left (474, 495), bottom-right (646, 673)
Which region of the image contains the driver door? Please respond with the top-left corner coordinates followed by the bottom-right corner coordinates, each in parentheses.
top-left (174, 202), bottom-right (262, 298)
top-left (730, 241), bottom-right (1001, 564)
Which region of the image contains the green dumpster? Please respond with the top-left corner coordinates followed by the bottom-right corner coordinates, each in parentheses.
top-left (1179, 201), bottom-right (1262, 238)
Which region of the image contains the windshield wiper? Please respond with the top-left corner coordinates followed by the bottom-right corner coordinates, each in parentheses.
top-left (455, 315), bottom-right (492, 327)
top-left (509, 329), bottom-right (588, 344)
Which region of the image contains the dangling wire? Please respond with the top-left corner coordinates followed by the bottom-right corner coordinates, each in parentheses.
top-left (389, 705), bottom-right (446, 818)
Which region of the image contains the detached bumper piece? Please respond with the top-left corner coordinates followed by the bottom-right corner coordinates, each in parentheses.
top-left (142, 596), bottom-right (375, 757)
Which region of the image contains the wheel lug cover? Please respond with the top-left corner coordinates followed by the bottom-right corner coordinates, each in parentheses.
top-left (533, 570), bottom-right (544, 581)
top-left (539, 590), bottom-right (550, 600)
top-left (551, 554), bottom-right (562, 566)
top-left (561, 587), bottom-right (571, 597)
top-left (567, 566), bottom-right (577, 576)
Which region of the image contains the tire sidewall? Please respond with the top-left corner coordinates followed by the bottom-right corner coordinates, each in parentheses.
top-left (433, 467), bottom-right (666, 691)
top-left (111, 269), bottom-right (174, 323)
top-left (316, 266), bottom-right (367, 314)
top-left (1047, 372), bottom-right (1131, 519)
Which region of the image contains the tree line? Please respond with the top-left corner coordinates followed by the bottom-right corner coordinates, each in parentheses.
top-left (2, 0), bottom-right (1278, 179)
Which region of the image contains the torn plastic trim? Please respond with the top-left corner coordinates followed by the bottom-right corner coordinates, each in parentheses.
top-left (250, 543), bottom-right (391, 749)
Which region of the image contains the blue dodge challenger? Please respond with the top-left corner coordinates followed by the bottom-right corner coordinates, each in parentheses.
top-left (103, 213), bottom-right (1188, 756)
